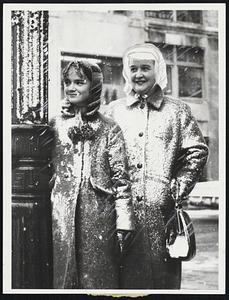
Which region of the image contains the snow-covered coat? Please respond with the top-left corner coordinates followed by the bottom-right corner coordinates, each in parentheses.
top-left (49, 112), bottom-right (134, 289)
top-left (105, 87), bottom-right (209, 289)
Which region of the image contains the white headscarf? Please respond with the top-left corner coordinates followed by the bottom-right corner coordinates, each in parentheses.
top-left (122, 43), bottom-right (168, 95)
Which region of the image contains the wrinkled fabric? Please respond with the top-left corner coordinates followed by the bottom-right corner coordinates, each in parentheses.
top-left (49, 112), bottom-right (134, 289)
top-left (105, 88), bottom-right (208, 289)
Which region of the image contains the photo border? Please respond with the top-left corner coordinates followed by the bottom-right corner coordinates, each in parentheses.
top-left (3, 2), bottom-right (227, 297)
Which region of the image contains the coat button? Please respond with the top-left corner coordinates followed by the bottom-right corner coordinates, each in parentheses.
top-left (64, 174), bottom-right (69, 178)
top-left (140, 102), bottom-right (145, 109)
top-left (137, 163), bottom-right (142, 169)
top-left (139, 132), bottom-right (143, 137)
top-left (136, 195), bottom-right (143, 202)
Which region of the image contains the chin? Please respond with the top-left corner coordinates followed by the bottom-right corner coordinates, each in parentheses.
top-left (135, 89), bottom-right (147, 95)
top-left (69, 99), bottom-right (84, 105)
top-left (133, 85), bottom-right (146, 94)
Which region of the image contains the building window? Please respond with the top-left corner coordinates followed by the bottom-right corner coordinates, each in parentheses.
top-left (145, 10), bottom-right (202, 24)
top-left (178, 67), bottom-right (203, 98)
top-left (176, 45), bottom-right (204, 98)
top-left (177, 10), bottom-right (202, 24)
top-left (152, 43), bottom-right (204, 100)
top-left (145, 10), bottom-right (174, 20)
top-left (100, 61), bottom-right (123, 85)
top-left (113, 10), bottom-right (128, 16)
top-left (177, 46), bottom-right (204, 64)
top-left (165, 65), bottom-right (172, 95)
top-left (158, 44), bottom-right (174, 63)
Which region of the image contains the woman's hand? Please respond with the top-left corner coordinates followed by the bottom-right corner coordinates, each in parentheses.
top-left (116, 230), bottom-right (135, 256)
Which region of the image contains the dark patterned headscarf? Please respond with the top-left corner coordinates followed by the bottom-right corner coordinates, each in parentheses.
top-left (62, 60), bottom-right (103, 118)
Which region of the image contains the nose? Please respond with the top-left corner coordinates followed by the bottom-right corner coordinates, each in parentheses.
top-left (135, 69), bottom-right (143, 78)
top-left (67, 82), bottom-right (76, 91)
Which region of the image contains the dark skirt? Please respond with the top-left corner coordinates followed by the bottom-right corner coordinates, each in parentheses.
top-left (121, 225), bottom-right (181, 289)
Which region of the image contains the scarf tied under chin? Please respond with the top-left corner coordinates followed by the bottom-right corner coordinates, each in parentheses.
top-left (67, 123), bottom-right (96, 143)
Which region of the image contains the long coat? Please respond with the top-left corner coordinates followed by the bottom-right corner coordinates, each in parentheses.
top-left (49, 112), bottom-right (134, 289)
top-left (105, 88), bottom-right (209, 289)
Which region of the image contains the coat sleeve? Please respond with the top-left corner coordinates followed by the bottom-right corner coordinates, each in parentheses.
top-left (172, 103), bottom-right (209, 200)
top-left (107, 123), bottom-right (135, 231)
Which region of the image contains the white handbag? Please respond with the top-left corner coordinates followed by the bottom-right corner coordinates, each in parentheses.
top-left (165, 179), bottom-right (196, 261)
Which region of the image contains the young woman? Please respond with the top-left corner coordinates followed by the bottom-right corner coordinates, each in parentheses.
top-left (50, 60), bottom-right (134, 289)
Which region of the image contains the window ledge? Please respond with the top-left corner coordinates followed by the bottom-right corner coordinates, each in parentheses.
top-left (146, 18), bottom-right (218, 35)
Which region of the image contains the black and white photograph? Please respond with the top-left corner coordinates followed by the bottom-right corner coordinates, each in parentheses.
top-left (3, 3), bottom-right (226, 295)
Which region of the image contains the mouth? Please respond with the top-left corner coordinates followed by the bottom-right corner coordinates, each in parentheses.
top-left (134, 80), bottom-right (146, 84)
top-left (67, 92), bottom-right (80, 97)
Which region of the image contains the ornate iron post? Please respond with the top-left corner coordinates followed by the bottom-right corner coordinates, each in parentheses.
top-left (11, 10), bottom-right (52, 288)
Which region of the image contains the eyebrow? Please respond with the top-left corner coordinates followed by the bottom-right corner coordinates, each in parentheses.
top-left (129, 64), bottom-right (152, 68)
top-left (141, 64), bottom-right (152, 67)
top-left (74, 78), bottom-right (86, 82)
top-left (64, 78), bottom-right (86, 83)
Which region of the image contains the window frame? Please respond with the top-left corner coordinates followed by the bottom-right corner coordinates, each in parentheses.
top-left (176, 10), bottom-right (203, 24)
top-left (144, 10), bottom-right (204, 27)
top-left (177, 65), bottom-right (204, 99)
top-left (155, 43), bottom-right (205, 101)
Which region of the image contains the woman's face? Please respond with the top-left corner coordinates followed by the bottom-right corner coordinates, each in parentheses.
top-left (128, 57), bottom-right (156, 95)
top-left (64, 66), bottom-right (91, 106)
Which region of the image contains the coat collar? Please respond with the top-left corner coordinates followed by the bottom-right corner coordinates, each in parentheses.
top-left (126, 84), bottom-right (164, 110)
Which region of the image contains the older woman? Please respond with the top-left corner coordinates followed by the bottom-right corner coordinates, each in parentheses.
top-left (104, 43), bottom-right (209, 289)
top-left (50, 60), bottom-right (134, 289)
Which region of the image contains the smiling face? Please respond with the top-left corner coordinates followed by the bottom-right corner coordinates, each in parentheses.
top-left (128, 57), bottom-right (156, 95)
top-left (64, 66), bottom-right (91, 106)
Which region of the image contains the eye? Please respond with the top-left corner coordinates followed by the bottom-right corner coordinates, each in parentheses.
top-left (130, 67), bottom-right (137, 73)
top-left (75, 80), bottom-right (86, 85)
top-left (64, 79), bottom-right (71, 86)
top-left (141, 66), bottom-right (151, 72)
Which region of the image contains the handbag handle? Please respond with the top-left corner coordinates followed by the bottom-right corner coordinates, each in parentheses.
top-left (171, 178), bottom-right (183, 234)
top-left (165, 178), bottom-right (184, 230)
top-left (171, 179), bottom-right (183, 204)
